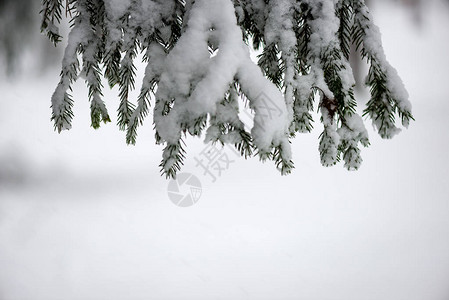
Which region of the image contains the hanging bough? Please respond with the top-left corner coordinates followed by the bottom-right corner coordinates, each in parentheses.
top-left (41, 0), bottom-right (413, 178)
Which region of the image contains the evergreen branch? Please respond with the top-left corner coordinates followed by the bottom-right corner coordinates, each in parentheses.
top-left (363, 61), bottom-right (403, 138)
top-left (291, 3), bottom-right (314, 135)
top-left (84, 57), bottom-right (111, 128)
top-left (273, 142), bottom-right (294, 175)
top-left (295, 2), bottom-right (312, 75)
top-left (319, 125), bottom-right (340, 167)
top-left (168, 0), bottom-right (185, 49)
top-left (117, 25), bottom-right (138, 131)
top-left (117, 55), bottom-right (137, 130)
top-left (104, 46), bottom-right (122, 88)
top-left (126, 78), bottom-right (154, 145)
top-left (237, 3), bottom-right (265, 49)
top-left (126, 40), bottom-right (168, 145)
top-left (336, 114), bottom-right (369, 170)
top-left (45, 0), bottom-right (412, 178)
top-left (234, 128), bottom-right (253, 159)
top-left (51, 90), bottom-right (75, 132)
top-left (102, 1), bottom-right (124, 88)
top-left (50, 4), bottom-right (85, 132)
top-left (352, 0), bottom-right (414, 138)
top-left (321, 47), bottom-right (357, 120)
top-left (337, 0), bottom-right (353, 60)
top-left (40, 0), bottom-right (64, 45)
top-left (339, 141), bottom-right (362, 170)
top-left (82, 0), bottom-right (110, 129)
top-left (319, 94), bottom-right (340, 166)
top-left (257, 43), bottom-right (283, 88)
top-left (292, 86), bottom-right (315, 134)
top-left (160, 140), bottom-right (187, 179)
top-left (205, 86), bottom-right (254, 158)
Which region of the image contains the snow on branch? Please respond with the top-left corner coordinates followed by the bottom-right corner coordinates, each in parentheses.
top-left (42, 0), bottom-right (413, 178)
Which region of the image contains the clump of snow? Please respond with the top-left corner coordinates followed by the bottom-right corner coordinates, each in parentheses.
top-left (154, 0), bottom-right (291, 164)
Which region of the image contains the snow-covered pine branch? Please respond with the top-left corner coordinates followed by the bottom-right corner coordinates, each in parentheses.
top-left (41, 0), bottom-right (413, 178)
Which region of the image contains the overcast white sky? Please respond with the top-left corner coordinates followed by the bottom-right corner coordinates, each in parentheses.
top-left (1, 1), bottom-right (449, 299)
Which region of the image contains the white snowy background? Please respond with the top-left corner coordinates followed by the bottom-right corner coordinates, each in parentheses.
top-left (1, 1), bottom-right (449, 299)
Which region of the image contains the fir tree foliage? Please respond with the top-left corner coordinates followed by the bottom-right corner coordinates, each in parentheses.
top-left (41, 0), bottom-right (413, 178)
